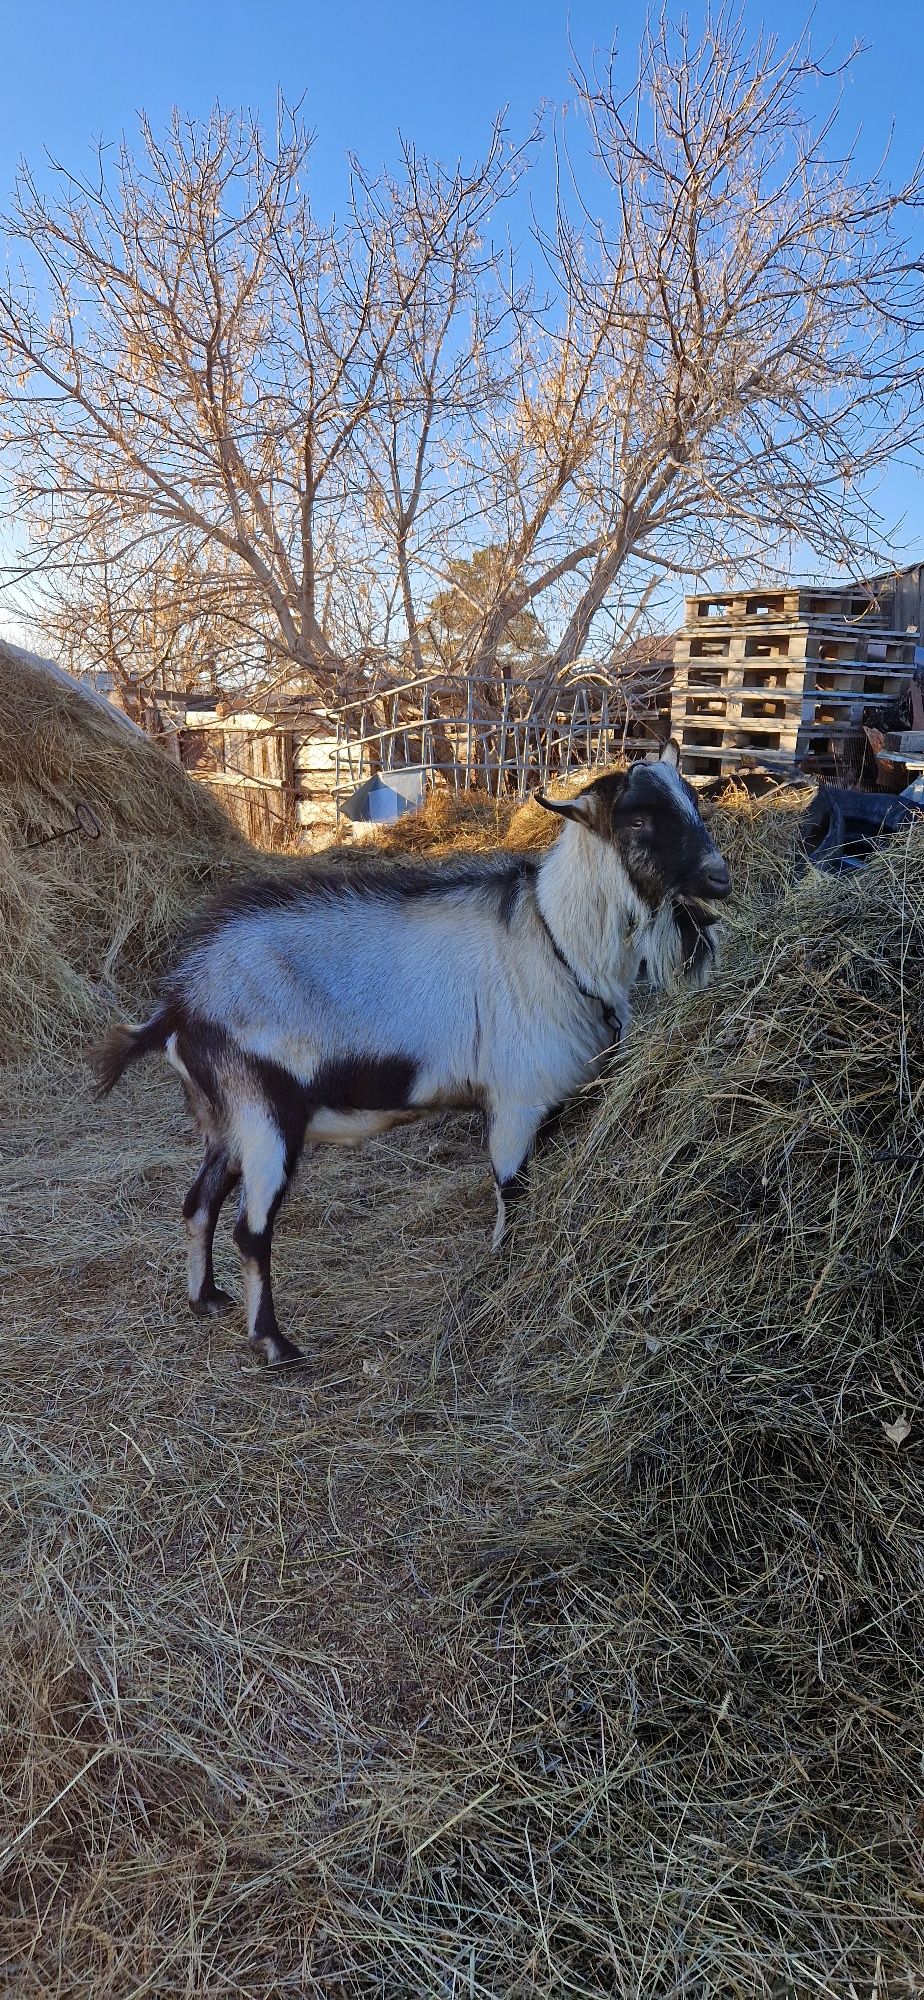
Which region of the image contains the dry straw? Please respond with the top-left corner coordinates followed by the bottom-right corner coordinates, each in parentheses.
top-left (0, 643), bottom-right (244, 1063)
top-left (458, 801), bottom-right (924, 1996)
top-left (2, 674), bottom-right (923, 1996)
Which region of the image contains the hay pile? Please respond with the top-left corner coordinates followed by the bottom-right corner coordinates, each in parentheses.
top-left (453, 808), bottom-right (924, 1991)
top-left (353, 784), bottom-right (559, 855)
top-left (0, 644), bottom-right (243, 1061)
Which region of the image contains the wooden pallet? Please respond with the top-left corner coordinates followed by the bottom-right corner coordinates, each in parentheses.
top-left (684, 587), bottom-right (883, 627)
top-left (678, 740), bottom-right (805, 778)
top-left (674, 701), bottom-right (888, 776)
top-left (673, 674), bottom-right (912, 723)
top-left (679, 735), bottom-right (866, 782)
top-left (673, 648), bottom-right (914, 777)
top-left (675, 627), bottom-right (917, 670)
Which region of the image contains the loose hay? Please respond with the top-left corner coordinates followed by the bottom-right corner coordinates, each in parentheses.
top-left (350, 784), bottom-right (558, 856)
top-left (457, 811), bottom-right (924, 1994)
top-left (0, 644), bottom-right (245, 1063)
top-left (3, 736), bottom-right (924, 1995)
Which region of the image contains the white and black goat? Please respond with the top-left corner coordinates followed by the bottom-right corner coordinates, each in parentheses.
top-left (94, 744), bottom-right (730, 1367)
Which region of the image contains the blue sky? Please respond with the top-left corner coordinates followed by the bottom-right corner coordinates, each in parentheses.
top-left (2, 0), bottom-right (922, 208)
top-left (1, 0), bottom-right (923, 637)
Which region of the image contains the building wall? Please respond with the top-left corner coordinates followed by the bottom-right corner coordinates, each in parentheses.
top-left (870, 565), bottom-right (924, 636)
top-left (293, 733), bottom-right (340, 843)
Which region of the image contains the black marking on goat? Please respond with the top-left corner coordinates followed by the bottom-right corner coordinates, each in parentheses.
top-left (167, 1008), bottom-right (420, 1167)
top-left (496, 861), bottom-right (527, 927)
top-left (616, 772), bottom-right (718, 909)
top-left (495, 1168), bottom-right (528, 1216)
top-left (567, 765), bottom-right (726, 915)
top-left (189, 1288), bottom-right (236, 1321)
top-left (183, 1143), bottom-right (241, 1314)
top-left (182, 1141), bottom-right (234, 1220)
top-left (233, 1191), bottom-right (303, 1365)
top-left (91, 1004), bottom-right (178, 1095)
top-left (170, 1012), bottom-right (230, 1119)
top-left (313, 1053), bottom-right (419, 1113)
top-left (216, 1046), bottom-right (414, 1368)
top-left (242, 1056), bottom-right (312, 1174)
top-left (240, 1050), bottom-right (420, 1172)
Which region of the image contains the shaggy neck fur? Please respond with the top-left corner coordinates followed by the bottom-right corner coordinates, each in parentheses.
top-left (535, 819), bottom-right (692, 1008)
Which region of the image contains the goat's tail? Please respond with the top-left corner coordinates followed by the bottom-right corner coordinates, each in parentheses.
top-left (90, 1007), bottom-right (174, 1097)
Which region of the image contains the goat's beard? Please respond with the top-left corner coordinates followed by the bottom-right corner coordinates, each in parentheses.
top-left (640, 898), bottom-right (723, 993)
top-left (673, 897), bottom-right (723, 989)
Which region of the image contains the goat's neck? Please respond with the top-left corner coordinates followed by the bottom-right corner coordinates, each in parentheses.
top-left (536, 822), bottom-right (653, 1005)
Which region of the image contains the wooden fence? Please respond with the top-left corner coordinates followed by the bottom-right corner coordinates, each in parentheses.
top-left (178, 713), bottom-right (301, 845)
top-left (168, 662), bottom-right (670, 844)
top-left (331, 667), bottom-right (668, 803)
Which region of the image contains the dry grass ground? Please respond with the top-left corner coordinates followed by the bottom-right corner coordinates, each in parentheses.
top-left (3, 658), bottom-right (924, 1996)
top-left (1, 1063), bottom-right (502, 1997)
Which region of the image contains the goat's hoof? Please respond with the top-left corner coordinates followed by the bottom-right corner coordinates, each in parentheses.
top-left (269, 1335), bottom-right (308, 1368)
top-left (251, 1333), bottom-right (307, 1369)
top-left (190, 1287), bottom-right (235, 1320)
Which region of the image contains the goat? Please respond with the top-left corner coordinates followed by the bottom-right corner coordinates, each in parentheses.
top-left (93, 743), bottom-right (730, 1367)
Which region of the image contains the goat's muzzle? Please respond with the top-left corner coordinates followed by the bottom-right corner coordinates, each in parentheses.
top-left (695, 857), bottom-right (732, 901)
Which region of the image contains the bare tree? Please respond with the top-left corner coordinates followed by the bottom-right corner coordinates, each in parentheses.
top-left (44, 526), bottom-right (269, 722)
top-left (447, 13), bottom-right (924, 684)
top-left (1, 17), bottom-right (923, 706)
top-left (0, 104), bottom-right (523, 698)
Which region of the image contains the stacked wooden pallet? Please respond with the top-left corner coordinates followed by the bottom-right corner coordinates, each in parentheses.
top-left (671, 586), bottom-right (919, 780)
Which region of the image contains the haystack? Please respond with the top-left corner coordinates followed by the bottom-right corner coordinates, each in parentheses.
top-left (449, 808), bottom-right (924, 1991)
top-left (348, 784), bottom-right (557, 855)
top-left (0, 643), bottom-right (243, 1062)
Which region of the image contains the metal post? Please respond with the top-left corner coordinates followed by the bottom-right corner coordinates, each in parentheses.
top-left (497, 687), bottom-right (510, 800)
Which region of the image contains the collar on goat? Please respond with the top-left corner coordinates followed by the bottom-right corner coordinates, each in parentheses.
top-left (533, 899), bottom-right (625, 1041)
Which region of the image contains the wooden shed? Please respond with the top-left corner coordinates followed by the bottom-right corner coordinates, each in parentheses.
top-left (170, 697), bottom-right (340, 847)
top-left (864, 562), bottom-right (924, 638)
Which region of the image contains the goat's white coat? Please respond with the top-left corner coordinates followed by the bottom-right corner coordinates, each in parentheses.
top-left (179, 846), bottom-right (622, 1148)
top-left (177, 805), bottom-right (720, 1166)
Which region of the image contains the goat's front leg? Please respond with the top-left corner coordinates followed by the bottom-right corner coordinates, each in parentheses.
top-left (486, 1099), bottom-right (549, 1249)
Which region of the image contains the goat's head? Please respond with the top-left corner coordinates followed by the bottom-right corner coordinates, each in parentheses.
top-left (536, 742), bottom-right (730, 985)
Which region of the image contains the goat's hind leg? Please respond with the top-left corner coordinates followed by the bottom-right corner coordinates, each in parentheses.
top-left (232, 1105), bottom-right (305, 1368)
top-left (183, 1142), bottom-right (241, 1318)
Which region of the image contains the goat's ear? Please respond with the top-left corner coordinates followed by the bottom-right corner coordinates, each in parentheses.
top-left (660, 738), bottom-right (681, 769)
top-left (534, 789), bottom-right (595, 825)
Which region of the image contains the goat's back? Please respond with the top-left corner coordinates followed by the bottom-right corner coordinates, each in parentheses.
top-left (168, 851), bottom-right (544, 1073)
